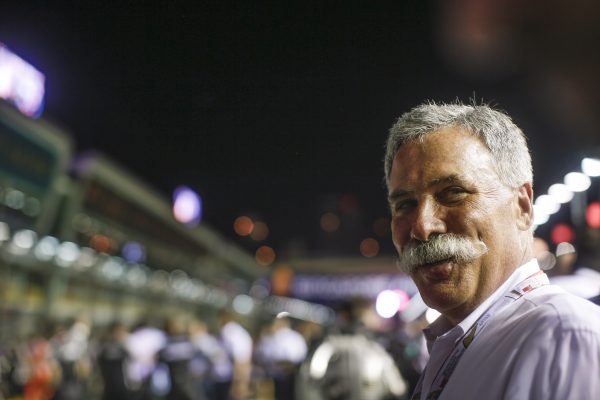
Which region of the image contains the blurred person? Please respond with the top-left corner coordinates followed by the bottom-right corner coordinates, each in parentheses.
top-left (0, 339), bottom-right (22, 398)
top-left (254, 314), bottom-right (307, 400)
top-left (384, 101), bottom-right (600, 399)
top-left (550, 242), bottom-right (600, 299)
top-left (124, 319), bottom-right (167, 400)
top-left (295, 320), bottom-right (324, 354)
top-left (391, 295), bottom-right (431, 395)
top-left (96, 322), bottom-right (131, 400)
top-left (333, 297), bottom-right (374, 336)
top-left (188, 318), bottom-right (231, 400)
top-left (296, 302), bottom-right (407, 400)
top-left (394, 315), bottom-right (429, 395)
top-left (14, 336), bottom-right (61, 400)
top-left (50, 317), bottom-right (93, 400)
top-left (218, 310), bottom-right (253, 400)
top-left (157, 316), bottom-right (207, 400)
top-left (296, 333), bottom-right (407, 400)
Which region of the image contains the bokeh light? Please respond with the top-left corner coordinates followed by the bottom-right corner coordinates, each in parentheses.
top-left (34, 236), bottom-right (59, 261)
top-left (90, 234), bottom-right (112, 253)
top-left (55, 242), bottom-right (80, 267)
top-left (271, 265), bottom-right (294, 296)
top-left (551, 223), bottom-right (575, 245)
top-left (587, 202), bottom-right (600, 228)
top-left (360, 237), bottom-right (380, 258)
top-left (535, 195), bottom-right (560, 215)
top-left (12, 229), bottom-right (36, 250)
top-left (250, 279), bottom-right (271, 299)
top-left (232, 294), bottom-right (255, 315)
top-left (396, 290), bottom-right (411, 312)
top-left (172, 186), bottom-right (202, 226)
top-left (533, 237), bottom-right (555, 271)
top-left (582, 158), bottom-right (600, 177)
top-left (75, 247), bottom-right (97, 269)
top-left (122, 241), bottom-right (145, 263)
top-left (5, 189), bottom-right (24, 210)
top-left (255, 245), bottom-right (276, 266)
top-left (22, 196), bottom-right (41, 217)
top-left (548, 183), bottom-right (574, 204)
top-left (125, 264), bottom-right (148, 288)
top-left (533, 205), bottom-right (550, 226)
top-left (250, 221), bottom-right (269, 241)
top-left (320, 212), bottom-right (340, 233)
top-left (376, 290), bottom-right (401, 318)
top-left (234, 216), bottom-right (254, 236)
top-left (564, 172), bottom-right (591, 192)
top-left (0, 43), bottom-right (45, 118)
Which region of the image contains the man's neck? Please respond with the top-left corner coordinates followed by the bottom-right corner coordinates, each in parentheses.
top-left (442, 258), bottom-right (537, 327)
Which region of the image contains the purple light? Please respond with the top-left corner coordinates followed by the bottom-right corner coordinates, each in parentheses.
top-left (173, 186), bottom-right (202, 226)
top-left (0, 43), bottom-right (45, 118)
top-left (122, 241), bottom-right (145, 263)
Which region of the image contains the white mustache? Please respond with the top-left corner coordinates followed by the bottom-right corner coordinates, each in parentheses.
top-left (396, 233), bottom-right (488, 274)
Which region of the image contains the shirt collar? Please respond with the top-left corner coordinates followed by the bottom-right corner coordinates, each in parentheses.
top-left (423, 258), bottom-right (541, 350)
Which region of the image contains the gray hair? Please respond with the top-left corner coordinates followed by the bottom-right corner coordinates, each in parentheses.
top-left (384, 101), bottom-right (533, 188)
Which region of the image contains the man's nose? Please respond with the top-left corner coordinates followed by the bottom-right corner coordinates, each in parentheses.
top-left (410, 199), bottom-right (446, 242)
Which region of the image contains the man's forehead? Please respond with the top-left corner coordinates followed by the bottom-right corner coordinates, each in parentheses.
top-left (391, 128), bottom-right (492, 168)
top-left (387, 145), bottom-right (500, 197)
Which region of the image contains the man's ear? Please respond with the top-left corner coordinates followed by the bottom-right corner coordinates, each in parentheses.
top-left (515, 182), bottom-right (534, 231)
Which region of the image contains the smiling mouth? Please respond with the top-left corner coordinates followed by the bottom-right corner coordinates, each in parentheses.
top-left (418, 258), bottom-right (455, 280)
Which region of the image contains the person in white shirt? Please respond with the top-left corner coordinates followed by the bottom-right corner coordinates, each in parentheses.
top-left (218, 311), bottom-right (253, 400)
top-left (384, 101), bottom-right (600, 400)
top-left (255, 315), bottom-right (308, 400)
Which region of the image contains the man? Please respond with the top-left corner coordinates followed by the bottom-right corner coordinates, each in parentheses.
top-left (158, 316), bottom-right (205, 400)
top-left (255, 315), bottom-right (307, 400)
top-left (218, 310), bottom-right (253, 400)
top-left (384, 101), bottom-right (600, 399)
top-left (97, 322), bottom-right (131, 400)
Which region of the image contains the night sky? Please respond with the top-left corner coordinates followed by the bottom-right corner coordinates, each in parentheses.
top-left (1, 2), bottom-right (598, 258)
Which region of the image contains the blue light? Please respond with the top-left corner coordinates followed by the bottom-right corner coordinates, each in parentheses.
top-left (122, 241), bottom-right (145, 263)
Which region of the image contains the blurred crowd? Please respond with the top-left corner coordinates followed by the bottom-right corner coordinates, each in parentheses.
top-left (0, 301), bottom-right (431, 400)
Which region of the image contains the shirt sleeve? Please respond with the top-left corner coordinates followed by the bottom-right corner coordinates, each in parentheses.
top-left (505, 322), bottom-right (600, 400)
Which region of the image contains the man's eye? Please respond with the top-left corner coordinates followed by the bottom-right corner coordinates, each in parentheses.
top-left (393, 199), bottom-right (417, 213)
top-left (438, 187), bottom-right (468, 202)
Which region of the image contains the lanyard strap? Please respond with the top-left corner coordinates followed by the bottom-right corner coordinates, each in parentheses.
top-left (411, 270), bottom-right (549, 400)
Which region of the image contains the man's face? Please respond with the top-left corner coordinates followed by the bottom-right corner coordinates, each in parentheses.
top-left (387, 127), bottom-right (531, 323)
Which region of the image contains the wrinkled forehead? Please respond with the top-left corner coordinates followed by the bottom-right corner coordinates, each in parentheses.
top-left (387, 128), bottom-right (498, 191)
top-left (387, 125), bottom-right (488, 173)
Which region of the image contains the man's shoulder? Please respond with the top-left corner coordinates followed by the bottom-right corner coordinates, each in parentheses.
top-left (478, 285), bottom-right (600, 353)
top-left (518, 284), bottom-right (600, 333)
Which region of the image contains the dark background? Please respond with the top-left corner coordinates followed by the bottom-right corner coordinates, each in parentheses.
top-left (1, 1), bottom-right (598, 258)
